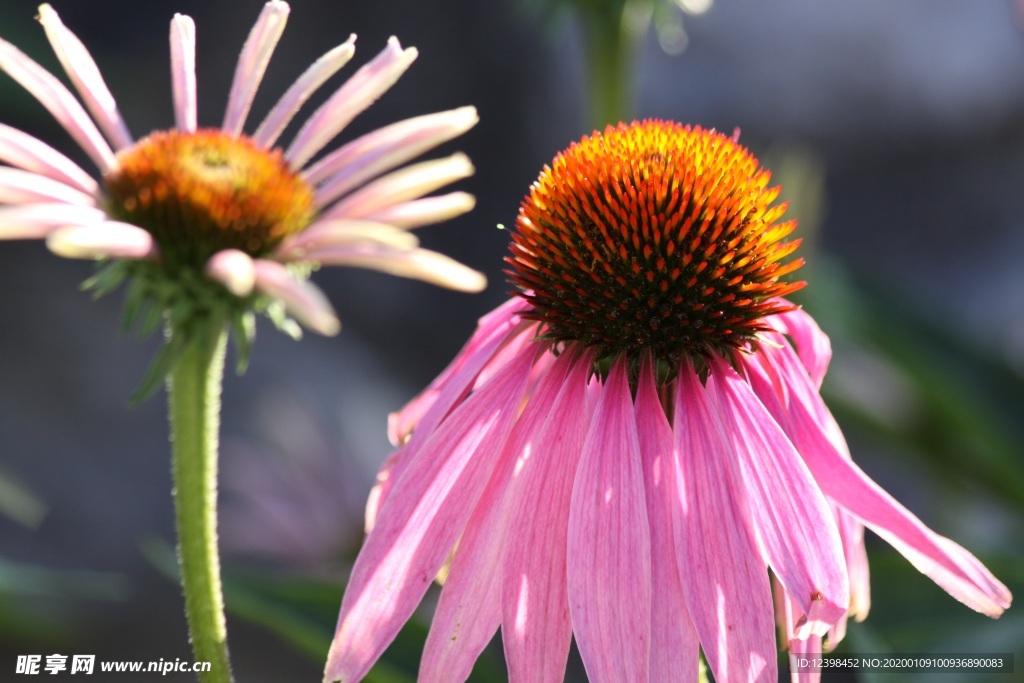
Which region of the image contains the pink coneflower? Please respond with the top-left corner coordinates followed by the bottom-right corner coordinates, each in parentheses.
top-left (325, 121), bottom-right (1011, 683)
top-left (0, 2), bottom-right (484, 338)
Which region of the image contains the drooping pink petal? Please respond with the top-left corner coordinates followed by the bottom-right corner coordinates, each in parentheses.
top-left (276, 219), bottom-right (418, 258)
top-left (674, 365), bottom-right (776, 683)
top-left (635, 357), bottom-right (700, 681)
top-left (252, 38), bottom-right (356, 149)
top-left (770, 301), bottom-right (832, 390)
top-left (0, 123), bottom-right (97, 195)
top-left (46, 221), bottom-right (154, 259)
top-left (0, 167), bottom-right (96, 206)
top-left (37, 4), bottom-right (133, 150)
top-left (567, 359), bottom-right (652, 683)
top-left (787, 633), bottom-right (823, 683)
top-left (251, 258), bottom-right (340, 335)
top-left (222, 0), bottom-right (289, 136)
top-left (364, 448), bottom-right (401, 534)
top-left (421, 349), bottom-right (575, 683)
top-left (762, 340), bottom-right (1012, 616)
top-left (836, 506), bottom-right (871, 624)
top-left (0, 37), bottom-right (115, 173)
top-left (324, 347), bottom-right (536, 683)
top-left (0, 203), bottom-right (104, 239)
top-left (205, 249), bottom-right (256, 296)
top-left (708, 356), bottom-right (849, 637)
top-left (286, 36), bottom-right (417, 170)
top-left (319, 153), bottom-right (473, 220)
top-left (358, 191), bottom-right (476, 230)
top-left (298, 244), bottom-right (486, 292)
top-left (306, 106), bottom-right (478, 198)
top-left (501, 350), bottom-right (591, 683)
top-left (169, 13), bottom-right (197, 133)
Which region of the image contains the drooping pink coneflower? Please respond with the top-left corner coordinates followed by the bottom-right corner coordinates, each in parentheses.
top-left (324, 121), bottom-right (1011, 683)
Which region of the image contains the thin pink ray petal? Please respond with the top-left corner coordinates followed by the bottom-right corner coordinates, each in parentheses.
top-left (787, 634), bottom-right (823, 683)
top-left (319, 153), bottom-right (473, 220)
top-left (251, 259), bottom-right (339, 335)
top-left (0, 203), bottom-right (105, 239)
top-left (276, 219), bottom-right (417, 258)
top-left (306, 106), bottom-right (478, 199)
top-left (836, 506), bottom-right (870, 623)
top-left (252, 38), bottom-right (355, 149)
top-left (421, 349), bottom-right (575, 683)
top-left (46, 221), bottom-right (154, 259)
top-left (286, 37), bottom-right (417, 170)
top-left (763, 341), bottom-right (1012, 616)
top-left (674, 365), bottom-right (776, 683)
top-left (0, 167), bottom-right (96, 206)
top-left (222, 0), bottom-right (289, 136)
top-left (170, 13), bottom-right (197, 133)
top-left (37, 4), bottom-right (132, 150)
top-left (364, 448), bottom-right (401, 534)
top-left (501, 350), bottom-right (591, 683)
top-left (324, 347), bottom-right (536, 683)
top-left (0, 38), bottom-right (115, 173)
top-left (205, 249), bottom-right (256, 296)
top-left (359, 191), bottom-right (476, 230)
top-left (635, 357), bottom-right (700, 681)
top-left (296, 244), bottom-right (486, 292)
top-left (567, 359), bottom-right (652, 683)
top-left (708, 356), bottom-right (849, 637)
top-left (0, 123), bottom-right (97, 194)
top-left (770, 301), bottom-right (832, 390)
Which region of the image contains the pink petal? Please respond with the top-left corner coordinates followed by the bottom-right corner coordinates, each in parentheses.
top-left (762, 340), bottom-right (1012, 616)
top-left (364, 448), bottom-right (401, 534)
top-left (251, 259), bottom-right (339, 335)
top-left (286, 37), bottom-right (417, 170)
top-left (836, 506), bottom-right (871, 623)
top-left (324, 346), bottom-right (536, 683)
top-left (359, 191), bottom-right (476, 230)
top-left (205, 249), bottom-right (256, 296)
top-left (635, 357), bottom-right (700, 681)
top-left (0, 167), bottom-right (96, 206)
top-left (709, 356), bottom-right (849, 637)
top-left (276, 219), bottom-right (418, 258)
top-left (37, 4), bottom-right (133, 150)
top-left (319, 153), bottom-right (473, 220)
top-left (421, 349), bottom-right (576, 683)
top-left (222, 0), bottom-right (289, 136)
top-left (771, 301), bottom-right (832, 390)
top-left (253, 38), bottom-right (356, 149)
top-left (674, 365), bottom-right (776, 683)
top-left (0, 203), bottom-right (105, 239)
top-left (501, 350), bottom-right (591, 683)
top-left (46, 221), bottom-right (154, 259)
top-left (0, 37), bottom-right (115, 173)
top-left (567, 359), bottom-right (651, 683)
top-left (307, 106), bottom-right (478, 201)
top-left (0, 122), bottom-right (97, 194)
top-left (787, 634), bottom-right (823, 683)
top-left (169, 14), bottom-right (197, 133)
top-left (298, 244), bottom-right (486, 292)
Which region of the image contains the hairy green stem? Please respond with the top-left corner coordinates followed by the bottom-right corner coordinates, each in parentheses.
top-left (168, 326), bottom-right (233, 683)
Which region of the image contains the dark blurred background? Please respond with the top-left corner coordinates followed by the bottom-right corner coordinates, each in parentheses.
top-left (1, 0), bottom-right (1022, 681)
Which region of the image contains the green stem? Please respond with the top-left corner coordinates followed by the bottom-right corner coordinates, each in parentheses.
top-left (168, 325), bottom-right (233, 683)
top-left (580, 1), bottom-right (637, 130)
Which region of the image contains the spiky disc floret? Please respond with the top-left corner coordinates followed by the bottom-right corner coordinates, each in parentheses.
top-left (105, 129), bottom-right (315, 269)
top-left (507, 120), bottom-right (805, 364)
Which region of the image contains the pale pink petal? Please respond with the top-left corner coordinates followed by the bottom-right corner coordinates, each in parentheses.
top-left (323, 347), bottom-right (536, 683)
top-left (567, 359), bottom-right (651, 683)
top-left (635, 358), bottom-right (700, 681)
top-left (37, 4), bottom-right (133, 150)
top-left (762, 340), bottom-right (1012, 616)
top-left (836, 506), bottom-right (871, 623)
top-left (0, 123), bottom-right (97, 194)
top-left (709, 356), bottom-right (849, 637)
top-left (305, 105), bottom-right (478, 195)
top-left (364, 449), bottom-right (401, 534)
top-left (771, 301), bottom-right (832, 390)
top-left (46, 221), bottom-right (154, 259)
top-left (286, 37), bottom-right (417, 170)
top-left (298, 244), bottom-right (486, 292)
top-left (0, 203), bottom-right (105, 239)
top-left (501, 351), bottom-right (591, 683)
top-left (0, 167), bottom-right (96, 206)
top-left (0, 37), bottom-right (115, 173)
top-left (674, 365), bottom-right (776, 683)
top-left (251, 259), bottom-right (340, 335)
top-left (788, 634), bottom-right (823, 683)
top-left (205, 249), bottom-right (256, 296)
top-left (358, 192), bottom-right (476, 230)
top-left (421, 349), bottom-right (575, 683)
top-left (170, 14), bottom-right (197, 133)
top-left (320, 153), bottom-right (473, 220)
top-left (275, 219), bottom-right (418, 258)
top-left (222, 0), bottom-right (289, 136)
top-left (252, 38), bottom-right (355, 148)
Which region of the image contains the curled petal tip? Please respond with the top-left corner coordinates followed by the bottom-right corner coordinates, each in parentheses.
top-left (206, 249), bottom-right (256, 297)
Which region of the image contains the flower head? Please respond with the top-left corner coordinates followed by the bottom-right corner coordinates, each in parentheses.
top-left (325, 121), bottom-right (1011, 683)
top-left (0, 2), bottom-right (484, 352)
